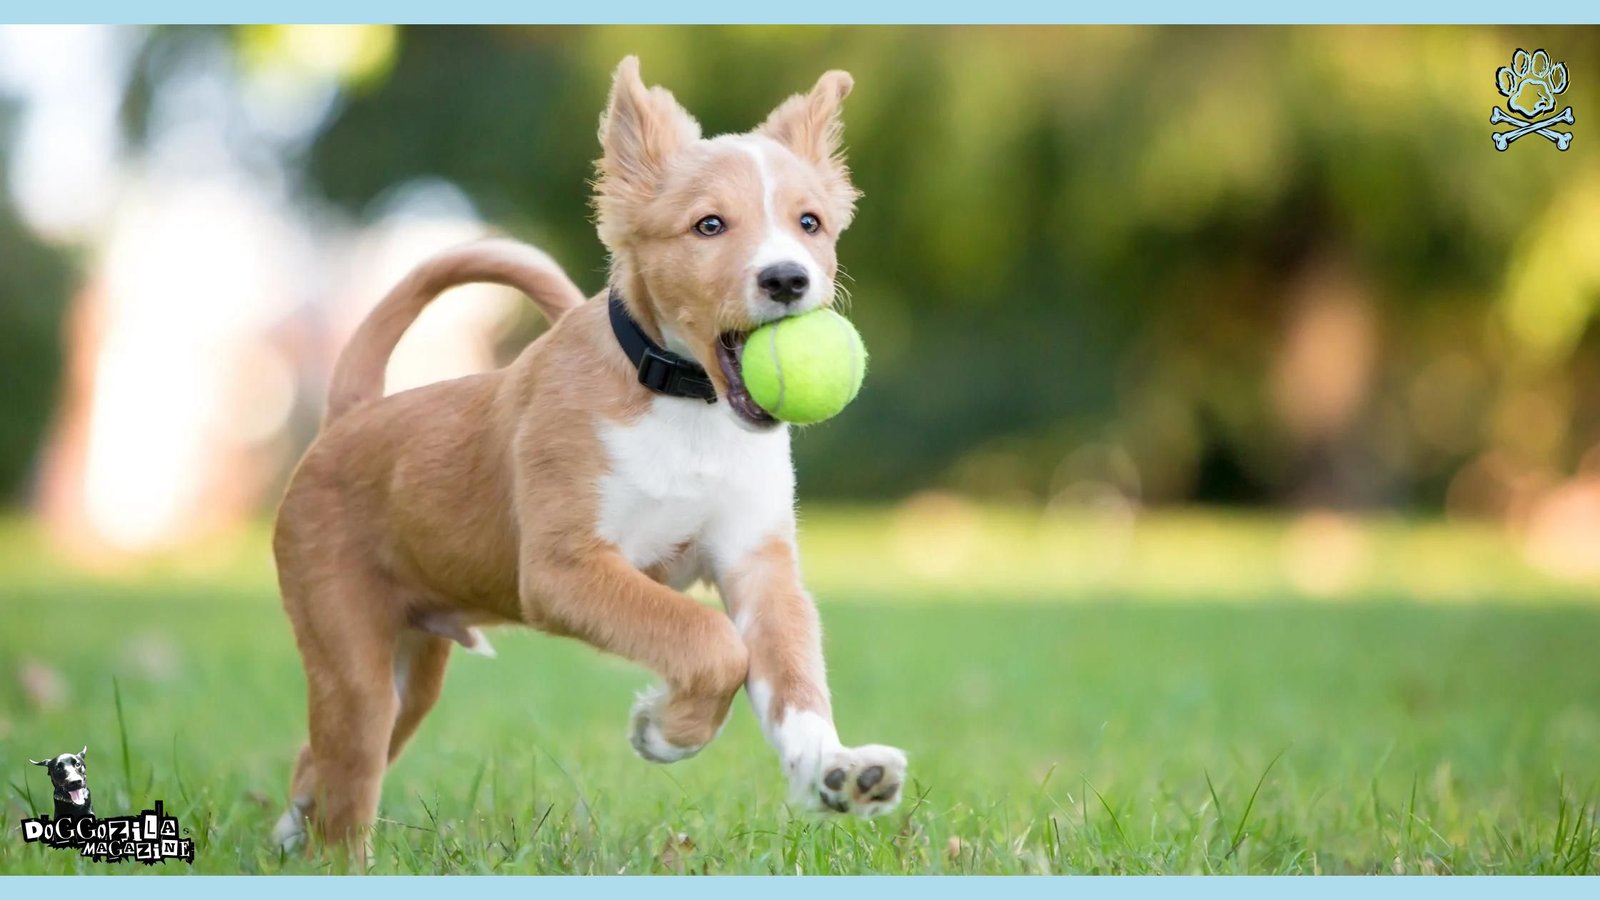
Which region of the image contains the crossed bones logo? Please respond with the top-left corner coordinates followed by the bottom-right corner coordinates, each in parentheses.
top-left (1492, 48), bottom-right (1573, 151)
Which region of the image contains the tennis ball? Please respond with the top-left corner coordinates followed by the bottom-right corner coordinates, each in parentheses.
top-left (741, 308), bottom-right (867, 424)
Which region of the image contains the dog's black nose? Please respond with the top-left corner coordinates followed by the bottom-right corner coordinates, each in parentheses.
top-left (757, 262), bottom-right (810, 304)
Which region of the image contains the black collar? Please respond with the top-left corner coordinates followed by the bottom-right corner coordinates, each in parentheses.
top-left (608, 290), bottom-right (717, 403)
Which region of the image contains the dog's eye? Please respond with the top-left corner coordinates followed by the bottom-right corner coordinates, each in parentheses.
top-left (799, 213), bottom-right (821, 235)
top-left (693, 215), bottom-right (725, 237)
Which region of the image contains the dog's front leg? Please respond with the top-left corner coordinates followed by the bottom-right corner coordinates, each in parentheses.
top-left (521, 547), bottom-right (749, 763)
top-left (719, 536), bottom-right (907, 816)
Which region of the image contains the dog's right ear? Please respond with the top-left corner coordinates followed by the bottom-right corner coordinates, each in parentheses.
top-left (596, 56), bottom-right (701, 210)
top-left (30, 758), bottom-right (49, 766)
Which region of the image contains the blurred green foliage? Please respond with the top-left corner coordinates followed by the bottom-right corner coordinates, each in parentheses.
top-left (0, 101), bottom-right (71, 502)
top-left (6, 26), bottom-right (1600, 507)
top-left (300, 26), bottom-right (1600, 505)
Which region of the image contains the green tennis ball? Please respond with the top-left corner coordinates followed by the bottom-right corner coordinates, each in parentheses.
top-left (741, 308), bottom-right (867, 424)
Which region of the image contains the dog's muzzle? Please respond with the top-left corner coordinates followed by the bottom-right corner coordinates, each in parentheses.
top-left (716, 330), bottom-right (779, 428)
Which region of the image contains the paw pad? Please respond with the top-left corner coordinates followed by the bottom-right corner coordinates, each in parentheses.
top-left (812, 745), bottom-right (907, 817)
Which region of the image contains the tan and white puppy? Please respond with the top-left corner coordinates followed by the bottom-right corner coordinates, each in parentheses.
top-left (271, 57), bottom-right (906, 857)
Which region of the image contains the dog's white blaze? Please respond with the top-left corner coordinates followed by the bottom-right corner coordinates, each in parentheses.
top-left (733, 138), bottom-right (824, 317)
top-left (595, 396), bottom-right (795, 573)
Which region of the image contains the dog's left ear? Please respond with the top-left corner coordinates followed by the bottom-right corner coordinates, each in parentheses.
top-left (79, 746), bottom-right (88, 760)
top-left (758, 70), bottom-right (854, 167)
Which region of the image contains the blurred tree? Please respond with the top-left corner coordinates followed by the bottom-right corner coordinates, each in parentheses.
top-left (10, 25), bottom-right (1599, 512)
top-left (0, 100), bottom-right (73, 502)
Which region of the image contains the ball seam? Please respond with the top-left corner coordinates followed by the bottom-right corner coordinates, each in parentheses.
top-left (769, 320), bottom-right (787, 417)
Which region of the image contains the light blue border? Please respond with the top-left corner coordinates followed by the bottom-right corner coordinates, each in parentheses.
top-left (4, 4), bottom-right (1600, 24)
top-left (3, 874), bottom-right (1600, 892)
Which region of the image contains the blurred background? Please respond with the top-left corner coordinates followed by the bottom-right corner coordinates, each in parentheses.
top-left (0, 24), bottom-right (1598, 590)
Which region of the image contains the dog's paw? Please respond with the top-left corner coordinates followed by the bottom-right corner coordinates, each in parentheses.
top-left (270, 802), bottom-right (307, 852)
top-left (628, 685), bottom-right (703, 763)
top-left (811, 744), bottom-right (907, 817)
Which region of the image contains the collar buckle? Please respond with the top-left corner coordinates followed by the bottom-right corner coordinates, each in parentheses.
top-left (609, 290), bottom-right (718, 404)
top-left (636, 347), bottom-right (716, 403)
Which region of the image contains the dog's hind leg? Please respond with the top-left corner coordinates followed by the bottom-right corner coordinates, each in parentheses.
top-left (278, 559), bottom-right (402, 866)
top-left (272, 743), bottom-right (318, 852)
top-left (275, 632), bottom-right (433, 855)
top-left (274, 685), bottom-right (399, 862)
top-left (388, 631), bottom-right (452, 764)
top-left (306, 622), bottom-right (399, 864)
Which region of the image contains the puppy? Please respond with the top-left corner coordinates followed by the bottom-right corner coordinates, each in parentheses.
top-left (272, 57), bottom-right (906, 855)
top-left (31, 747), bottom-right (93, 819)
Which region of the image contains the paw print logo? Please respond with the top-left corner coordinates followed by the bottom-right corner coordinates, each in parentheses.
top-left (1491, 48), bottom-right (1574, 151)
top-left (1498, 49), bottom-right (1567, 116)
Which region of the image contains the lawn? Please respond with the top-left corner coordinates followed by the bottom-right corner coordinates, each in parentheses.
top-left (1, 507), bottom-right (1598, 875)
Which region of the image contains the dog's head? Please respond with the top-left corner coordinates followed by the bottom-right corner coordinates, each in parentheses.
top-left (31, 747), bottom-right (90, 807)
top-left (593, 56), bottom-right (860, 429)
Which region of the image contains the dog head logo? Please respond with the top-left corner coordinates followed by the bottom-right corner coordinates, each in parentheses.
top-left (30, 747), bottom-right (92, 818)
top-left (1492, 49), bottom-right (1574, 151)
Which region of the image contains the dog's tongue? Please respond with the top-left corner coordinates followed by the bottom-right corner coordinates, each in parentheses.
top-left (70, 788), bottom-right (86, 805)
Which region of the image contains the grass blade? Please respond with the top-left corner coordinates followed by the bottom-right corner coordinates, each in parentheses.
top-left (1226, 748), bottom-right (1286, 860)
top-left (112, 676), bottom-right (132, 795)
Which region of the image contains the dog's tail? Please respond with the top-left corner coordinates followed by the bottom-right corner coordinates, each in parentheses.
top-left (325, 239), bottom-right (585, 425)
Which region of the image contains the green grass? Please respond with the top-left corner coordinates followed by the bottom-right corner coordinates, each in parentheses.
top-left (1, 509), bottom-right (1598, 874)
